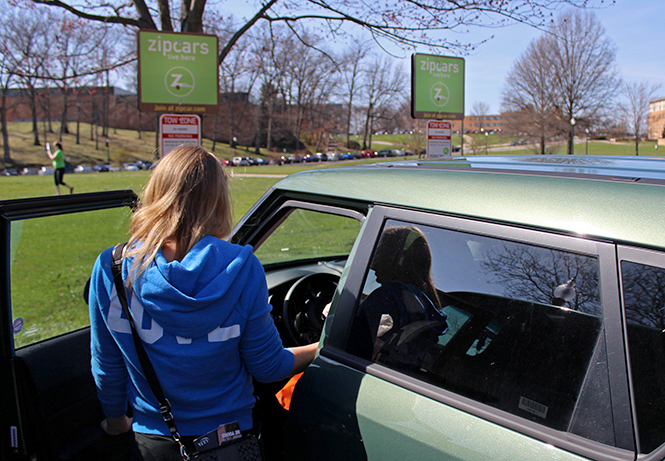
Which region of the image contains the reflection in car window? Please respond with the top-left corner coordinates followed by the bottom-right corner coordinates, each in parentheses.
top-left (10, 208), bottom-right (131, 348)
top-left (622, 260), bottom-right (665, 453)
top-left (348, 219), bottom-right (604, 435)
top-left (253, 209), bottom-right (361, 265)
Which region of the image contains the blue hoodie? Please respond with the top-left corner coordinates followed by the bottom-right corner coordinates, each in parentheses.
top-left (89, 236), bottom-right (294, 436)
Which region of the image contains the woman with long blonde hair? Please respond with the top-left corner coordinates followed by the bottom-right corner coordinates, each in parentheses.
top-left (88, 146), bottom-right (317, 460)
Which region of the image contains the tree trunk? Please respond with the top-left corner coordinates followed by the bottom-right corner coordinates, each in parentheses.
top-left (155, 113), bottom-right (160, 152)
top-left (76, 97), bottom-right (81, 145)
top-left (212, 114), bottom-right (218, 152)
top-left (635, 134), bottom-right (639, 156)
top-left (1, 89), bottom-right (11, 164)
top-left (59, 92), bottom-right (69, 142)
top-left (30, 86), bottom-right (40, 146)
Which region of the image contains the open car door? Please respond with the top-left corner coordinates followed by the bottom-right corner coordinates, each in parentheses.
top-left (0, 191), bottom-right (138, 461)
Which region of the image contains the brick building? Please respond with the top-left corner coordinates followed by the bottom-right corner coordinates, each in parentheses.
top-left (451, 114), bottom-right (508, 133)
top-left (649, 97), bottom-right (665, 142)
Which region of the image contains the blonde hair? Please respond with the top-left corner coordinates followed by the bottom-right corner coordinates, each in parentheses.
top-left (125, 145), bottom-right (233, 283)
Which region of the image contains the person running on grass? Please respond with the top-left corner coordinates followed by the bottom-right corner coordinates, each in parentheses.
top-left (45, 142), bottom-right (73, 195)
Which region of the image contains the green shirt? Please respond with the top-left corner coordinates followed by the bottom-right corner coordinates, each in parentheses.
top-left (52, 149), bottom-right (65, 169)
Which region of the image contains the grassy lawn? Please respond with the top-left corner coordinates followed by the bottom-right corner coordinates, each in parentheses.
top-left (1, 121), bottom-right (275, 169)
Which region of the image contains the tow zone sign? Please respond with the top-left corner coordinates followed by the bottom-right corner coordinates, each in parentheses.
top-left (427, 120), bottom-right (452, 159)
top-left (160, 114), bottom-right (201, 157)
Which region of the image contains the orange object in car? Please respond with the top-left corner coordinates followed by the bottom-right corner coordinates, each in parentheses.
top-left (275, 372), bottom-right (303, 411)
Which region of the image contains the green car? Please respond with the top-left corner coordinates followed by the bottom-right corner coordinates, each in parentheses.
top-left (2, 155), bottom-right (665, 460)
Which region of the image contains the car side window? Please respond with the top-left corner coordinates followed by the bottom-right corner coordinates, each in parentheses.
top-left (621, 260), bottom-right (665, 454)
top-left (10, 208), bottom-right (131, 348)
top-left (347, 219), bottom-right (603, 434)
top-left (253, 208), bottom-right (361, 265)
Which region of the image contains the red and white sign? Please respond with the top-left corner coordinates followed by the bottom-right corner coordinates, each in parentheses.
top-left (159, 114), bottom-right (201, 157)
top-left (426, 120), bottom-right (453, 159)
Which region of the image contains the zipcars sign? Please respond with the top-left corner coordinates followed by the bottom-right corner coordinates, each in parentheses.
top-left (138, 31), bottom-right (219, 114)
top-left (411, 53), bottom-right (465, 120)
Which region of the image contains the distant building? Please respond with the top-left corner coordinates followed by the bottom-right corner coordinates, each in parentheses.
top-left (451, 114), bottom-right (508, 133)
top-left (649, 97), bottom-right (665, 141)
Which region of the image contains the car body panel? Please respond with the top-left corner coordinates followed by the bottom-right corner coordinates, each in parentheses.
top-left (272, 157), bottom-right (665, 250)
top-left (355, 373), bottom-right (587, 461)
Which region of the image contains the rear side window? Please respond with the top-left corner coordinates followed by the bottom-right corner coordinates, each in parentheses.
top-left (347, 220), bottom-right (603, 433)
top-left (622, 260), bottom-right (665, 453)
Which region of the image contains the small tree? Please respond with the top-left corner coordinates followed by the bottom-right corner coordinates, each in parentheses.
top-left (619, 81), bottom-right (662, 155)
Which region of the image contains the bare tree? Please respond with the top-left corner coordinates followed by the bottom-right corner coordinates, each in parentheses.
top-left (0, 7), bottom-right (18, 163)
top-left (501, 36), bottom-right (560, 154)
top-left (471, 101), bottom-right (491, 131)
top-left (619, 81), bottom-right (662, 155)
top-left (500, 10), bottom-right (620, 155)
top-left (339, 41), bottom-right (369, 149)
top-left (546, 10), bottom-right (620, 154)
top-left (25, 0), bottom-right (605, 69)
top-left (360, 57), bottom-right (406, 150)
top-left (218, 32), bottom-right (260, 150)
top-left (5, 8), bottom-right (54, 146)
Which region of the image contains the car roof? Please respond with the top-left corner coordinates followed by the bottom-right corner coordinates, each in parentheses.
top-left (273, 155), bottom-right (665, 250)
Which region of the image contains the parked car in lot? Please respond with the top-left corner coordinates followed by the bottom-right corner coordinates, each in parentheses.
top-left (38, 166), bottom-right (54, 175)
top-left (135, 160), bottom-right (153, 170)
top-left (74, 165), bottom-right (94, 174)
top-left (20, 167), bottom-right (38, 175)
top-left (303, 153), bottom-right (320, 162)
top-left (361, 149), bottom-right (375, 157)
top-left (232, 156), bottom-right (251, 166)
top-left (122, 163), bottom-right (139, 171)
top-left (251, 157), bottom-right (270, 166)
top-left (4, 155), bottom-right (665, 461)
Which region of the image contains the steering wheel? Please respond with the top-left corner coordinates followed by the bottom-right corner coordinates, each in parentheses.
top-left (282, 273), bottom-right (339, 346)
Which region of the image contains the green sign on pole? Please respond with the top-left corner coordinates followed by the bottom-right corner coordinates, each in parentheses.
top-left (411, 53), bottom-right (465, 120)
top-left (138, 31), bottom-right (219, 114)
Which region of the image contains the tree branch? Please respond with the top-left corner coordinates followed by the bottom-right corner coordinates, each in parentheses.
top-left (29, 0), bottom-right (157, 29)
top-left (218, 0), bottom-right (278, 65)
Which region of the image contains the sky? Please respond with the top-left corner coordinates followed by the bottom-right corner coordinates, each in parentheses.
top-left (456, 1), bottom-right (665, 114)
top-left (220, 0), bottom-right (665, 116)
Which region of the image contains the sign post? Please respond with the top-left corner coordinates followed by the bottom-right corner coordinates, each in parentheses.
top-left (159, 114), bottom-right (201, 157)
top-left (138, 31), bottom-right (219, 114)
top-left (426, 120), bottom-right (453, 160)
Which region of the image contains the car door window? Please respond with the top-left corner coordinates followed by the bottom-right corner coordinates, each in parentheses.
top-left (253, 208), bottom-right (361, 265)
top-left (10, 207), bottom-right (131, 347)
top-left (347, 219), bottom-right (604, 434)
top-left (621, 259), bottom-right (665, 454)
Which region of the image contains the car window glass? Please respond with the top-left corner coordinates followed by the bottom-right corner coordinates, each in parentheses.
top-left (347, 219), bottom-right (603, 434)
top-left (621, 260), bottom-right (665, 453)
top-left (253, 209), bottom-right (361, 265)
top-left (10, 208), bottom-right (131, 348)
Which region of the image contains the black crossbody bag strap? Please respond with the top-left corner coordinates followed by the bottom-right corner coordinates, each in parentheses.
top-left (110, 243), bottom-right (192, 461)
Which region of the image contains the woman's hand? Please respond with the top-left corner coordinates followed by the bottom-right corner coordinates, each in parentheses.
top-left (101, 415), bottom-right (132, 436)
